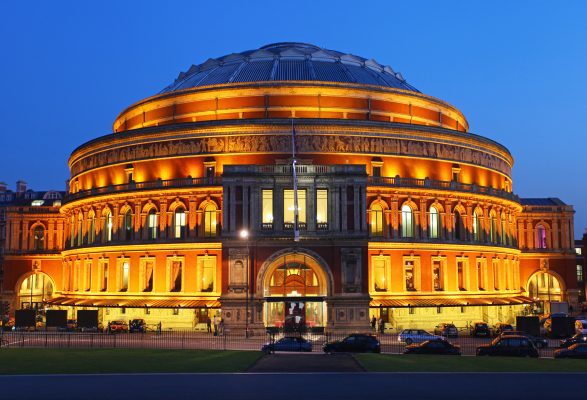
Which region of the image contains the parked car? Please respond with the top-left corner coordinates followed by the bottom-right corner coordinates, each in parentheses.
top-left (262, 336), bottom-right (312, 353)
top-left (500, 330), bottom-right (548, 349)
top-left (66, 319), bottom-right (77, 332)
top-left (108, 320), bottom-right (128, 333)
top-left (470, 322), bottom-right (491, 337)
top-left (542, 313), bottom-right (570, 337)
top-left (575, 319), bottom-right (587, 334)
top-left (434, 323), bottom-right (458, 338)
top-left (398, 329), bottom-right (443, 345)
top-left (323, 334), bottom-right (380, 353)
top-left (492, 323), bottom-right (514, 336)
top-left (559, 333), bottom-right (587, 348)
top-left (129, 319), bottom-right (147, 333)
top-left (403, 339), bottom-right (461, 355)
top-left (476, 335), bottom-right (539, 357)
top-left (554, 343), bottom-right (587, 359)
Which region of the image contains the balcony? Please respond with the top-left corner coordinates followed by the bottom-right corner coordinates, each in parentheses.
top-left (64, 176), bottom-right (222, 203)
top-left (368, 176), bottom-right (520, 202)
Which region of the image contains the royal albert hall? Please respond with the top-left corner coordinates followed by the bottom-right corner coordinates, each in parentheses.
top-left (2, 43), bottom-right (579, 332)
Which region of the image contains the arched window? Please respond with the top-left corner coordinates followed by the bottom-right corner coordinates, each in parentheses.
top-left (204, 204), bottom-right (217, 237)
top-left (147, 209), bottom-right (158, 239)
top-left (77, 213), bottom-right (83, 246)
top-left (473, 211), bottom-right (481, 242)
top-left (428, 206), bottom-right (439, 239)
top-left (174, 207), bottom-right (186, 239)
top-left (33, 225), bottom-right (45, 250)
top-left (88, 213), bottom-right (96, 244)
top-left (401, 204), bottom-right (414, 238)
top-left (489, 213), bottom-right (497, 243)
top-left (536, 224), bottom-right (547, 249)
top-left (103, 210), bottom-right (113, 242)
top-left (69, 215), bottom-right (75, 247)
top-left (500, 214), bottom-right (507, 245)
top-left (123, 209), bottom-right (133, 241)
top-left (454, 210), bottom-right (464, 241)
top-left (370, 203), bottom-right (384, 237)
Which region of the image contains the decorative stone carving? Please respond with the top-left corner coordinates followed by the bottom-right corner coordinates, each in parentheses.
top-left (341, 248), bottom-right (362, 293)
top-left (228, 248), bottom-right (248, 293)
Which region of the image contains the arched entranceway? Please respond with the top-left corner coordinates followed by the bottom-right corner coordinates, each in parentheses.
top-left (259, 250), bottom-right (332, 330)
top-left (17, 272), bottom-right (55, 310)
top-left (527, 270), bottom-right (564, 313)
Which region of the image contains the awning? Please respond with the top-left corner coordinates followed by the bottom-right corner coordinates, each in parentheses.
top-left (46, 297), bottom-right (221, 309)
top-left (370, 296), bottom-right (534, 308)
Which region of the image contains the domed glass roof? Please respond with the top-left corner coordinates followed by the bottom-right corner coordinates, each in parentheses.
top-left (160, 42), bottom-right (419, 94)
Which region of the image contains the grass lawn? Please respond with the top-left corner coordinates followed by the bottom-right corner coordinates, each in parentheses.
top-left (0, 349), bottom-right (262, 374)
top-left (355, 354), bottom-right (587, 372)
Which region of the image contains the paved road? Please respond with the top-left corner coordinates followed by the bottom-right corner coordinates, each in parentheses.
top-left (1, 372), bottom-right (584, 400)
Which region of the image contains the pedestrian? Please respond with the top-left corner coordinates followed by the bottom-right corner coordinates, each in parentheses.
top-left (371, 316), bottom-right (376, 332)
top-left (213, 316), bottom-right (219, 336)
top-left (206, 316), bottom-right (212, 333)
top-left (219, 317), bottom-right (225, 335)
top-left (378, 317), bottom-right (385, 335)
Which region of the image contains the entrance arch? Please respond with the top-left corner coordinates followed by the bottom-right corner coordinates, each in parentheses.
top-left (257, 248), bottom-right (333, 330)
top-left (526, 270), bottom-right (564, 303)
top-left (16, 272), bottom-right (55, 310)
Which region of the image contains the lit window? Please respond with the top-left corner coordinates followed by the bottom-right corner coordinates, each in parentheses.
top-left (473, 211), bottom-right (481, 242)
top-left (120, 261), bottom-right (129, 292)
top-left (283, 189), bottom-right (306, 224)
top-left (147, 209), bottom-right (158, 239)
top-left (103, 211), bottom-right (113, 242)
top-left (370, 203), bottom-right (383, 237)
top-left (429, 206), bottom-right (439, 239)
top-left (373, 258), bottom-right (387, 292)
top-left (432, 260), bottom-right (443, 291)
top-left (169, 260), bottom-right (183, 292)
top-left (489, 213), bottom-right (497, 243)
top-left (316, 189), bottom-right (328, 227)
top-left (124, 210), bottom-right (133, 241)
top-left (401, 204), bottom-right (414, 238)
top-left (198, 256), bottom-right (216, 292)
top-left (140, 259), bottom-right (154, 292)
top-left (100, 260), bottom-right (108, 291)
top-left (204, 204), bottom-right (217, 237)
top-left (174, 208), bottom-right (186, 239)
top-left (404, 260), bottom-right (416, 291)
top-left (577, 265), bottom-right (584, 282)
top-left (457, 261), bottom-right (466, 291)
top-left (262, 190), bottom-right (273, 225)
top-left (536, 224), bottom-right (547, 249)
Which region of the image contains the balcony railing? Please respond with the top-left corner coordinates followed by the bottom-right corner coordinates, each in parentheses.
top-left (64, 176), bottom-right (222, 203)
top-left (368, 176), bottom-right (520, 202)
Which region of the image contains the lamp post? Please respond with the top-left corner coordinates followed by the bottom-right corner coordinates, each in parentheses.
top-left (239, 229), bottom-right (250, 338)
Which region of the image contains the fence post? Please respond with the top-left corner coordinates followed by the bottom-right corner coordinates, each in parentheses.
top-left (223, 331), bottom-right (227, 351)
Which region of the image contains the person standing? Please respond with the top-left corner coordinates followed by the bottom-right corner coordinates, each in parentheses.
top-left (371, 316), bottom-right (377, 332)
top-left (378, 317), bottom-right (385, 335)
top-left (206, 316), bottom-right (212, 333)
top-left (219, 317), bottom-right (225, 335)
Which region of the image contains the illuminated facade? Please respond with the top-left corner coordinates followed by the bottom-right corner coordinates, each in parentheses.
top-left (0, 43), bottom-right (581, 331)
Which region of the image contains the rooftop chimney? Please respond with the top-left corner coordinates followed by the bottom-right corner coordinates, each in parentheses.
top-left (16, 180), bottom-right (27, 195)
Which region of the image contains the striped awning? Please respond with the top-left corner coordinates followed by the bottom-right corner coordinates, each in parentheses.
top-left (46, 297), bottom-right (221, 309)
top-left (370, 296), bottom-right (534, 308)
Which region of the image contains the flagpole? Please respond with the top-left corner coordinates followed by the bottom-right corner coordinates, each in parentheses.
top-left (291, 119), bottom-right (300, 242)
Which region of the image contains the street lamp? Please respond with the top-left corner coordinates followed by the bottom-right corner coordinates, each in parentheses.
top-left (239, 229), bottom-right (250, 338)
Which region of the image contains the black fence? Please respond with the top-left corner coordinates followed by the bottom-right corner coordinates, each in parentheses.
top-left (0, 329), bottom-right (567, 358)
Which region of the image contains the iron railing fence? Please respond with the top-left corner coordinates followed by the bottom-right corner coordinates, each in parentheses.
top-left (0, 329), bottom-right (564, 357)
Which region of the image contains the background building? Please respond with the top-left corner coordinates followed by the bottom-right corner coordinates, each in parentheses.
top-left (0, 43), bottom-right (581, 331)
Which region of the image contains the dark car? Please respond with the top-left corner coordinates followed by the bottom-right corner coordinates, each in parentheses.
top-left (555, 343), bottom-right (587, 359)
top-left (403, 339), bottom-right (461, 355)
top-left (500, 330), bottom-right (548, 349)
top-left (262, 336), bottom-right (312, 353)
top-left (129, 319), bottom-right (147, 333)
top-left (323, 334), bottom-right (380, 353)
top-left (434, 323), bottom-right (458, 338)
top-left (559, 333), bottom-right (587, 348)
top-left (476, 335), bottom-right (539, 357)
top-left (66, 319), bottom-right (77, 332)
top-left (470, 322), bottom-right (491, 337)
top-left (493, 323), bottom-right (514, 336)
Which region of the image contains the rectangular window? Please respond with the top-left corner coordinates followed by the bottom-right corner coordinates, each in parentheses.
top-left (493, 260), bottom-right (499, 290)
top-left (84, 260), bottom-right (92, 291)
top-left (174, 212), bottom-right (186, 239)
top-left (168, 259), bottom-right (183, 292)
top-left (283, 189), bottom-right (306, 225)
top-left (316, 189), bottom-right (328, 228)
top-left (100, 259), bottom-right (108, 292)
top-left (119, 260), bottom-right (129, 292)
top-left (197, 255), bottom-right (216, 292)
top-left (432, 260), bottom-right (443, 291)
top-left (262, 189), bottom-right (273, 226)
top-left (372, 166), bottom-right (381, 177)
top-left (477, 260), bottom-right (485, 290)
top-left (373, 258), bottom-right (387, 292)
top-left (457, 261), bottom-right (465, 291)
top-left (404, 260), bottom-right (416, 291)
top-left (140, 259), bottom-right (155, 292)
top-left (148, 212), bottom-right (158, 239)
top-left (577, 265), bottom-right (584, 282)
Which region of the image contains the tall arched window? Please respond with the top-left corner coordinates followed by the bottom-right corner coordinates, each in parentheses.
top-left (33, 225), bottom-right (45, 250)
top-left (88, 213), bottom-right (96, 244)
top-left (147, 209), bottom-right (158, 239)
top-left (500, 214), bottom-right (507, 245)
top-left (370, 203), bottom-right (384, 237)
top-left (489, 212), bottom-right (497, 243)
top-left (204, 204), bottom-right (217, 237)
top-left (77, 213), bottom-right (83, 246)
top-left (174, 207), bottom-right (186, 239)
top-left (103, 210), bottom-right (113, 242)
top-left (123, 209), bottom-right (133, 241)
top-left (473, 211), bottom-right (481, 242)
top-left (428, 206), bottom-right (439, 239)
top-left (454, 210), bottom-right (464, 241)
top-left (536, 224), bottom-right (547, 249)
top-left (401, 204), bottom-right (414, 238)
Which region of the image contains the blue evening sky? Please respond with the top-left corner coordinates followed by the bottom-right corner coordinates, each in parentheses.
top-left (1, 1), bottom-right (585, 237)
